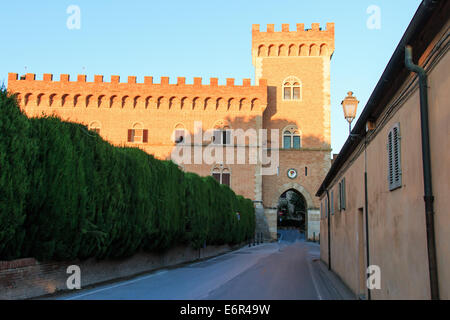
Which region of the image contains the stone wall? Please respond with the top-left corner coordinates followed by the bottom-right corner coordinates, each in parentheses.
top-left (0, 244), bottom-right (240, 300)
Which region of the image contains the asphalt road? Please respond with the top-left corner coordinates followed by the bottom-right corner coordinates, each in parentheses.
top-left (55, 229), bottom-right (325, 300)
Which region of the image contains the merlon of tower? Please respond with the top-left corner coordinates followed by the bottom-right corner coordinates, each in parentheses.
top-left (251, 23), bottom-right (335, 61)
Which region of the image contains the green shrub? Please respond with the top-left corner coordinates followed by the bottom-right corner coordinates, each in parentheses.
top-left (0, 90), bottom-right (36, 259)
top-left (0, 88), bottom-right (255, 261)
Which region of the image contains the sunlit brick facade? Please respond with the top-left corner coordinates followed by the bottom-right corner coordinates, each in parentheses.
top-left (7, 23), bottom-right (334, 240)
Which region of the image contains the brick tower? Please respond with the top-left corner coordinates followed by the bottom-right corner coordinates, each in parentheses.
top-left (251, 23), bottom-right (335, 240)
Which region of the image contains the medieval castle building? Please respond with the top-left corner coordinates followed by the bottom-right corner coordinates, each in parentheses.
top-left (7, 22), bottom-right (335, 241)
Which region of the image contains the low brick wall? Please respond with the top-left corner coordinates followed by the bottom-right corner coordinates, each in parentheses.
top-left (0, 244), bottom-right (240, 300)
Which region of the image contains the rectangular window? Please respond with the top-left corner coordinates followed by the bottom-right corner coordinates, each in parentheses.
top-left (128, 129), bottom-right (147, 143)
top-left (213, 130), bottom-right (230, 145)
top-left (128, 129), bottom-right (134, 142)
top-left (293, 87), bottom-right (300, 100)
top-left (213, 130), bottom-right (221, 145)
top-left (338, 182), bottom-right (341, 211)
top-left (222, 173), bottom-right (230, 186)
top-left (143, 129), bottom-right (148, 143)
top-left (293, 136), bottom-right (301, 149)
top-left (388, 123), bottom-right (402, 191)
top-left (339, 178), bottom-right (346, 211)
top-left (283, 136), bottom-right (291, 149)
top-left (223, 130), bottom-right (231, 145)
top-left (331, 191), bottom-right (334, 215)
top-left (284, 87), bottom-right (291, 100)
top-left (212, 173), bottom-right (221, 183)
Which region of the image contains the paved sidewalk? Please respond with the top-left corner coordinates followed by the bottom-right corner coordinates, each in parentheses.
top-left (305, 242), bottom-right (356, 300)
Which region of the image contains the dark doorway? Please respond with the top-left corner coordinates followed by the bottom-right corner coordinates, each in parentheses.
top-left (277, 189), bottom-right (307, 233)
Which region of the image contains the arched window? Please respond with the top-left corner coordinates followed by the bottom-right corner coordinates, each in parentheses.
top-left (127, 122), bottom-right (148, 143)
top-left (173, 123), bottom-right (186, 144)
top-left (212, 120), bottom-right (231, 145)
top-left (89, 121), bottom-right (101, 134)
top-left (222, 168), bottom-right (231, 186)
top-left (212, 166), bottom-right (231, 187)
top-left (282, 76), bottom-right (302, 101)
top-left (283, 125), bottom-right (301, 149)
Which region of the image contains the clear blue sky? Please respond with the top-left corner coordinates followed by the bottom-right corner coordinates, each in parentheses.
top-left (0, 0), bottom-right (422, 153)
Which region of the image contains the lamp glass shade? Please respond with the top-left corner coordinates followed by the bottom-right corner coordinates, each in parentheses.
top-left (341, 91), bottom-right (359, 123)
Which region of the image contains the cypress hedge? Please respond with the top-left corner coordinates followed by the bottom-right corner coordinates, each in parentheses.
top-left (0, 88), bottom-right (255, 261)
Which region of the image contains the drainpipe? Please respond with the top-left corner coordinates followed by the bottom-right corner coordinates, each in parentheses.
top-left (363, 137), bottom-right (371, 300)
top-left (405, 45), bottom-right (439, 300)
top-left (326, 189), bottom-right (331, 270)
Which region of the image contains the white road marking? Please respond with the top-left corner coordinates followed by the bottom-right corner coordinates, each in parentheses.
top-left (64, 270), bottom-right (168, 300)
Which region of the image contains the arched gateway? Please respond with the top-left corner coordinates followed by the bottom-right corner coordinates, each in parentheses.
top-left (277, 189), bottom-right (307, 232)
top-left (256, 182), bottom-right (321, 242)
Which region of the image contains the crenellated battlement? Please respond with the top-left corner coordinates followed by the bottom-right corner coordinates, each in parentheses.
top-left (252, 23), bottom-right (335, 59)
top-left (252, 22), bottom-right (334, 33)
top-left (8, 73), bottom-right (266, 87)
top-left (7, 73), bottom-right (267, 112)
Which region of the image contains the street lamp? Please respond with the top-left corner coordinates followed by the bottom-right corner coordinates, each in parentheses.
top-left (341, 91), bottom-right (359, 134)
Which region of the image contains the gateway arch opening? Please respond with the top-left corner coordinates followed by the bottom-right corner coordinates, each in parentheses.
top-left (277, 189), bottom-right (307, 235)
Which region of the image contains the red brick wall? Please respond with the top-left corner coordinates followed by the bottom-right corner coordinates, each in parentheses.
top-left (7, 74), bottom-right (267, 201)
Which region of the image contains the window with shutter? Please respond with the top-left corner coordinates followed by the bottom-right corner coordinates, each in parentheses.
top-left (388, 123), bottom-right (402, 191)
top-left (127, 126), bottom-right (148, 144)
top-left (212, 130), bottom-right (220, 144)
top-left (388, 131), bottom-right (394, 186)
top-left (223, 130), bottom-right (231, 145)
top-left (338, 179), bottom-right (346, 211)
top-left (338, 182), bottom-right (342, 211)
top-left (143, 129), bottom-right (148, 143)
top-left (331, 191), bottom-right (334, 215)
top-left (212, 121), bottom-right (231, 145)
top-left (212, 129), bottom-right (231, 145)
top-left (342, 178), bottom-right (346, 210)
